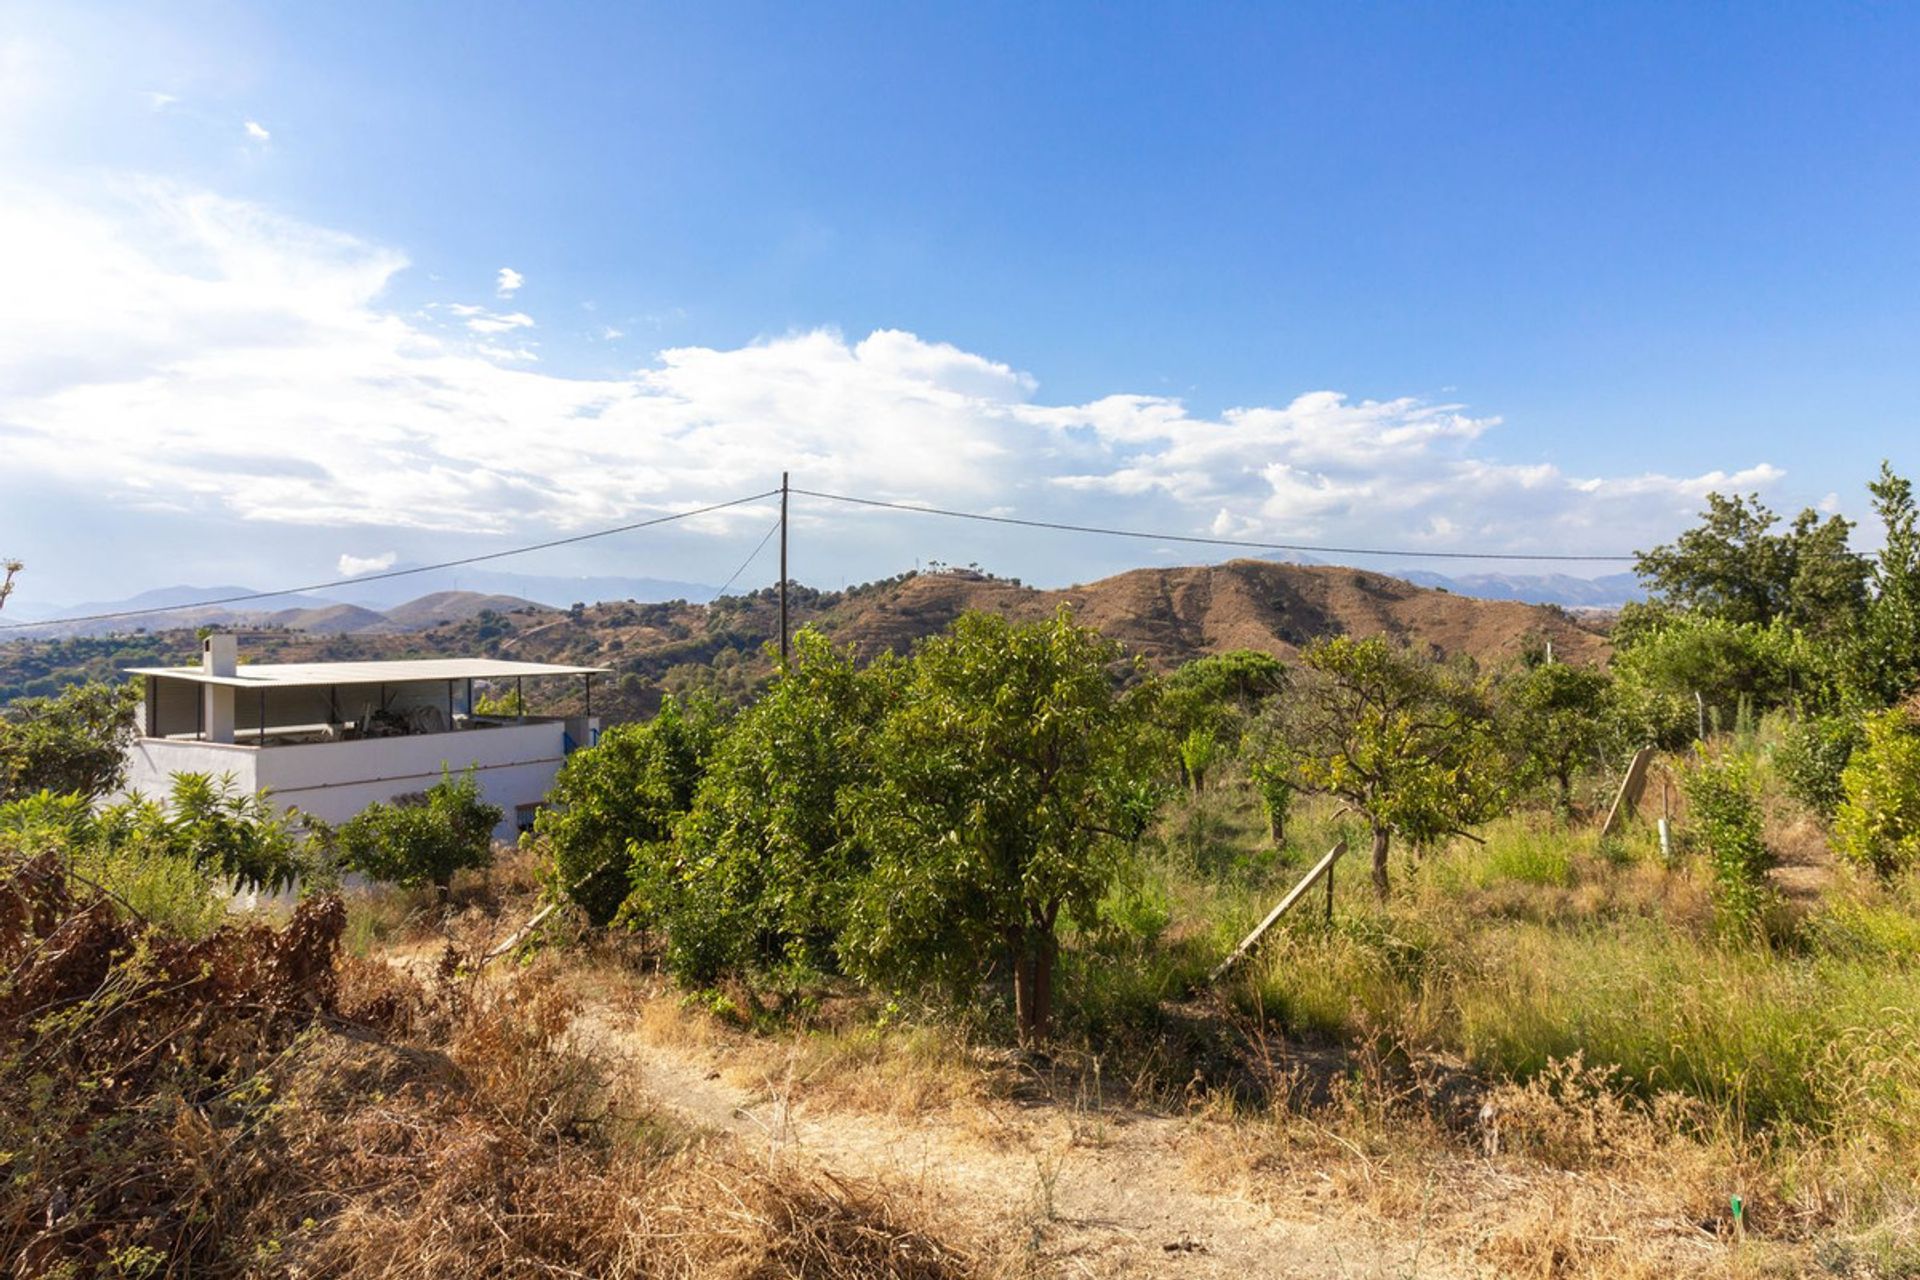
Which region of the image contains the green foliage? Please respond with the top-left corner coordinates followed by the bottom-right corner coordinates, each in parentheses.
top-left (1841, 463), bottom-right (1920, 706)
top-left (1775, 712), bottom-right (1862, 820)
top-left (1610, 609), bottom-right (1820, 725)
top-left (471, 686), bottom-right (524, 716)
top-left (1682, 752), bottom-right (1773, 932)
top-left (336, 767), bottom-right (501, 892)
top-left (0, 774), bottom-right (307, 933)
top-left (1634, 490), bottom-right (1865, 630)
top-left (1834, 707), bottom-right (1920, 878)
top-left (635, 631), bottom-right (894, 982)
top-left (1177, 725), bottom-right (1218, 794)
top-left (0, 680), bottom-right (141, 802)
top-left (535, 694), bottom-right (725, 924)
top-left (841, 609), bottom-right (1161, 1042)
top-left (1247, 747), bottom-right (1293, 844)
top-left (1277, 636), bottom-right (1507, 897)
top-left (1498, 661), bottom-right (1612, 808)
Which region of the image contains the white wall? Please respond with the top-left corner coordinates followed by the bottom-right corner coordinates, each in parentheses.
top-left (124, 722), bottom-right (570, 839)
top-left (123, 738), bottom-right (259, 804)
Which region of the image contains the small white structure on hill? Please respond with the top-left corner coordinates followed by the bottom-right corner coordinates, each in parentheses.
top-left (122, 635), bottom-right (606, 838)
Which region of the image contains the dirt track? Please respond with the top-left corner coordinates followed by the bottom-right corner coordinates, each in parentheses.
top-left (573, 1005), bottom-right (1468, 1279)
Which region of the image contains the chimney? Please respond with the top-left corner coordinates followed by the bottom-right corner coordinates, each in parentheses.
top-left (203, 633), bottom-right (237, 677)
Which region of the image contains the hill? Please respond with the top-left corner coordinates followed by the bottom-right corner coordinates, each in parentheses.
top-left (0, 561), bottom-right (1608, 711)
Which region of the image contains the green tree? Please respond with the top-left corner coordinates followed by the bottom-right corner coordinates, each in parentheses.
top-left (1499, 661), bottom-right (1612, 810)
top-left (842, 610), bottom-right (1160, 1044)
top-left (336, 767), bottom-right (502, 894)
top-left (638, 632), bottom-right (895, 982)
top-left (1833, 706), bottom-right (1920, 878)
top-left (154, 772), bottom-right (307, 893)
top-left (1634, 492), bottom-right (1865, 630)
top-left (1842, 463), bottom-right (1920, 706)
top-left (535, 694), bottom-right (726, 924)
top-left (0, 680), bottom-right (141, 802)
top-left (1279, 636), bottom-right (1507, 898)
top-left (1160, 650), bottom-right (1287, 787)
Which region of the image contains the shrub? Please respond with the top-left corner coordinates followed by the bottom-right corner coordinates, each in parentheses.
top-left (1834, 707), bottom-right (1920, 878)
top-left (536, 694), bottom-right (724, 925)
top-left (1775, 712), bottom-right (1862, 820)
top-left (337, 767), bottom-right (501, 893)
top-left (1682, 752), bottom-right (1773, 931)
top-left (0, 680), bottom-right (140, 802)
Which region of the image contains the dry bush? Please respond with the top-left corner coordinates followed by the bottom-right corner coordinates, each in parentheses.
top-left (0, 850), bottom-right (975, 1279)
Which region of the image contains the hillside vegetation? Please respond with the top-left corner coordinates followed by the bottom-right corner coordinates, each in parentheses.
top-left (4, 466), bottom-right (1920, 1276)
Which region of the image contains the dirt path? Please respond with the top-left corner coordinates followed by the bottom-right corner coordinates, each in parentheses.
top-left (572, 1005), bottom-right (1468, 1279)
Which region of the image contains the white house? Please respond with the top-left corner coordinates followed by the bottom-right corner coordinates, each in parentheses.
top-left (122, 634), bottom-right (607, 838)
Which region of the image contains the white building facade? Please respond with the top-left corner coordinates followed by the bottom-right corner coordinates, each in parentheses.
top-left (123, 636), bottom-right (605, 838)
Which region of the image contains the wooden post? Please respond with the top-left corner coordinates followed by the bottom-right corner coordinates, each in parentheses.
top-left (1210, 841), bottom-right (1347, 983)
top-left (1602, 747), bottom-right (1655, 837)
top-left (779, 471), bottom-right (790, 668)
top-left (1325, 858), bottom-right (1334, 923)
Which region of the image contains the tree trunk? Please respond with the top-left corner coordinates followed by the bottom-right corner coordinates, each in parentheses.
top-left (1267, 804), bottom-right (1285, 846)
top-left (1370, 823), bottom-right (1391, 900)
top-left (1010, 924), bottom-right (1057, 1045)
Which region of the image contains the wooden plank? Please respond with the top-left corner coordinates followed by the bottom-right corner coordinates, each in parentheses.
top-left (1209, 840), bottom-right (1346, 983)
top-left (1601, 746), bottom-right (1654, 837)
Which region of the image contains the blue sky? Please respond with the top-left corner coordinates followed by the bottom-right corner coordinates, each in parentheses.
top-left (2, 2), bottom-right (1917, 608)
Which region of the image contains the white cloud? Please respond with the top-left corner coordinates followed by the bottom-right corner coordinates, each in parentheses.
top-left (0, 179), bottom-right (1789, 573)
top-left (145, 91), bottom-right (178, 111)
top-left (243, 120), bottom-right (269, 142)
top-left (496, 266), bottom-right (523, 297)
top-left (337, 551), bottom-right (397, 576)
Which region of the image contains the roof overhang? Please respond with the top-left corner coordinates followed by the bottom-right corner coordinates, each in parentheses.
top-left (123, 658), bottom-right (611, 690)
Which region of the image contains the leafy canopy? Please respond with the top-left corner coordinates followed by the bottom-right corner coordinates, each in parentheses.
top-left (1277, 636), bottom-right (1507, 896)
top-left (840, 608), bottom-right (1161, 1042)
top-left (335, 766), bottom-right (502, 892)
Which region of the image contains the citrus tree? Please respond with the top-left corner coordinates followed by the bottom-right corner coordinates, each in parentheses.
top-left (535, 693), bottom-right (725, 924)
top-left (1499, 660), bottom-right (1612, 811)
top-left (1834, 706), bottom-right (1920, 878)
top-left (1278, 636), bottom-right (1506, 898)
top-left (637, 630), bottom-right (896, 982)
top-left (0, 681), bottom-right (141, 803)
top-left (842, 609), bottom-right (1160, 1044)
top-left (336, 767), bottom-right (502, 895)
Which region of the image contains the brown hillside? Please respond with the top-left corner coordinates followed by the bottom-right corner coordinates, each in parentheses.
top-left (2, 560), bottom-right (1609, 722)
top-left (814, 559), bottom-right (1608, 668)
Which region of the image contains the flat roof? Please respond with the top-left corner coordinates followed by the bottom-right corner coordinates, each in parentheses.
top-left (124, 658), bottom-right (611, 689)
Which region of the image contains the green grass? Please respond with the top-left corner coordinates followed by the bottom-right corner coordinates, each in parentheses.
top-left (1114, 783), bottom-right (1920, 1149)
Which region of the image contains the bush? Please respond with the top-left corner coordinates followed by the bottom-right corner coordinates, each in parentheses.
top-left (337, 767), bottom-right (501, 893)
top-left (1775, 712), bottom-right (1862, 820)
top-left (536, 694), bottom-right (725, 925)
top-left (1682, 752), bottom-right (1773, 931)
top-left (1834, 707), bottom-right (1920, 878)
top-left (0, 680), bottom-right (140, 802)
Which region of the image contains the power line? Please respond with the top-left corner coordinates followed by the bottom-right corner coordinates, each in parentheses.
top-left (1, 490), bottom-right (782, 632)
top-left (791, 488), bottom-right (1638, 563)
top-left (708, 513), bottom-right (784, 601)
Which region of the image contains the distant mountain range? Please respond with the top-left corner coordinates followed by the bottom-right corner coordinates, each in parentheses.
top-left (2, 588), bottom-right (554, 640)
top-left (2, 569), bottom-right (725, 637)
top-left (1388, 570), bottom-right (1643, 609)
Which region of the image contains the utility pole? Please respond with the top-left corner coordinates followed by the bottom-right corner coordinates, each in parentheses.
top-left (779, 471), bottom-right (790, 667)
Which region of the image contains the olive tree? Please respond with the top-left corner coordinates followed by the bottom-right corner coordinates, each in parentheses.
top-left (1278, 636), bottom-right (1506, 898)
top-left (842, 609), bottom-right (1159, 1044)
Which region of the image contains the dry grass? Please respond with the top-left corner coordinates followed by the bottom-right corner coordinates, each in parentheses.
top-left (0, 851), bottom-right (979, 1279)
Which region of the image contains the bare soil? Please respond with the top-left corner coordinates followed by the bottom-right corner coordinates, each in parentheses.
top-left (571, 1001), bottom-right (1479, 1279)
